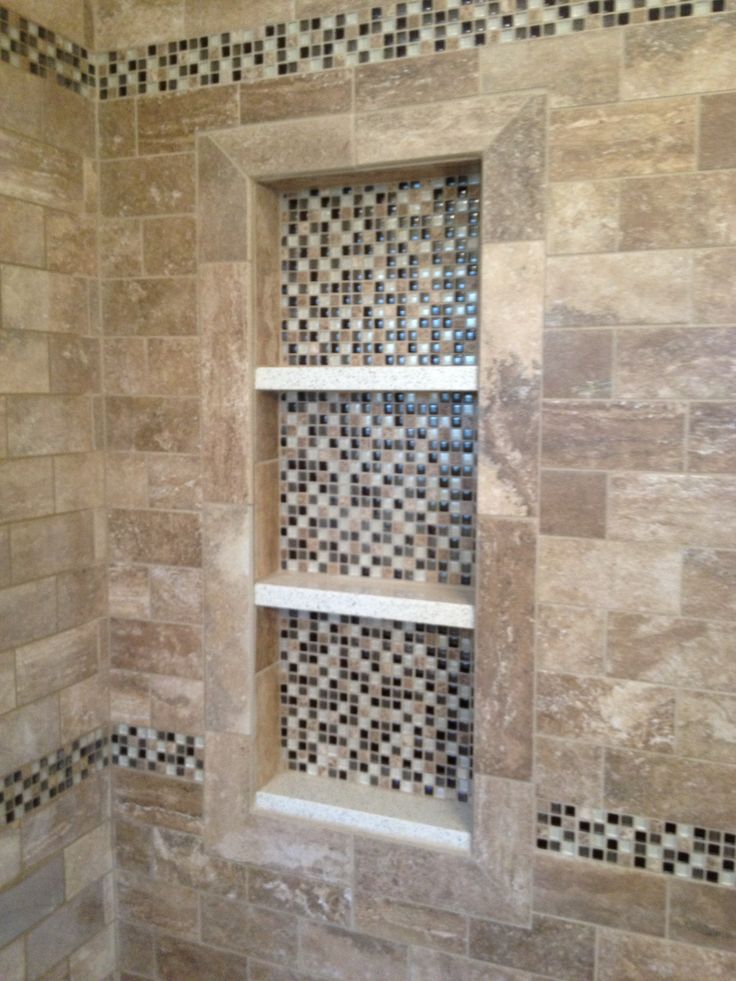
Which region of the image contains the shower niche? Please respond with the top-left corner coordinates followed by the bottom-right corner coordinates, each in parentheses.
top-left (252, 167), bottom-right (480, 848)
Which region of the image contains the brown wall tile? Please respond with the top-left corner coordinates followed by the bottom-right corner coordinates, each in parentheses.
top-left (598, 930), bottom-right (736, 981)
top-left (149, 565), bottom-right (201, 623)
top-left (0, 329), bottom-right (49, 394)
top-left (542, 400), bottom-right (685, 471)
top-left (110, 669), bottom-right (151, 725)
top-left (147, 454), bottom-right (202, 510)
top-left (538, 604), bottom-right (606, 674)
top-left (142, 216), bottom-right (196, 276)
top-left (669, 879), bottom-right (736, 953)
top-left (218, 114), bottom-right (352, 179)
top-left (299, 922), bottom-right (408, 980)
top-left (0, 60), bottom-right (43, 142)
top-left (0, 856), bottom-right (65, 949)
top-left (15, 620), bottom-right (97, 704)
top-left (150, 675), bottom-right (204, 732)
top-left (7, 395), bottom-right (93, 456)
top-left (675, 690), bottom-right (736, 764)
top-left (102, 338), bottom-right (146, 396)
top-left (2, 266), bottom-right (88, 334)
top-left (146, 338), bottom-right (199, 395)
top-left (100, 154), bottom-right (195, 217)
top-left (10, 510), bottom-right (95, 583)
top-left (200, 894), bottom-right (298, 963)
top-left (0, 195), bottom-right (44, 267)
top-left (57, 564), bottom-right (106, 631)
top-left (45, 211), bottom-right (97, 277)
top-left (688, 404), bottom-right (736, 473)
top-left (102, 277), bottom-right (197, 335)
top-left (117, 869), bottom-right (198, 939)
top-left (48, 335), bottom-right (100, 394)
top-left (60, 670), bottom-right (107, 741)
top-left (94, 0), bottom-right (185, 48)
top-left (357, 51), bottom-right (477, 112)
top-left (468, 914), bottom-right (596, 980)
top-left (543, 329), bottom-right (613, 399)
top-left (155, 936), bottom-right (250, 981)
top-left (535, 737), bottom-right (604, 807)
top-left (150, 825), bottom-right (247, 898)
top-left (53, 452), bottom-right (104, 512)
top-left (113, 768), bottom-right (203, 835)
top-left (616, 327), bottom-right (736, 400)
top-left (68, 923), bottom-right (115, 979)
top-left (0, 694), bottom-right (59, 775)
top-left (682, 548), bottom-right (736, 620)
top-left (244, 68), bottom-right (353, 122)
top-left (0, 457), bottom-right (54, 521)
top-left (110, 617), bottom-right (202, 679)
top-left (99, 219), bottom-right (143, 277)
top-left (117, 921), bottom-right (156, 978)
top-left (693, 249), bottom-right (736, 324)
top-left (547, 180), bottom-right (620, 254)
top-left (699, 92), bottom-right (736, 170)
top-left (105, 396), bottom-right (200, 453)
top-left (0, 577), bottom-right (57, 648)
top-left (250, 868), bottom-right (351, 927)
top-left (197, 137), bottom-right (250, 263)
top-left (138, 86), bottom-right (239, 154)
top-left (540, 470), bottom-right (607, 538)
top-left (0, 126), bottom-right (83, 211)
top-left (108, 508), bottom-right (202, 566)
top-left (98, 99), bottom-right (136, 159)
top-left (21, 775), bottom-right (104, 868)
top-left (0, 827), bottom-right (20, 887)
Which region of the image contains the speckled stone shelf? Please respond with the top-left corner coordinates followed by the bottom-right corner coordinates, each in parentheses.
top-left (254, 770), bottom-right (471, 850)
top-left (255, 570), bottom-right (475, 628)
top-left (255, 366), bottom-right (478, 391)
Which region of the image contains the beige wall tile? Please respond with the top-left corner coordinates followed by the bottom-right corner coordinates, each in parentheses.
top-left (0, 126), bottom-right (83, 211)
top-left (11, 1), bottom-right (86, 42)
top-left (243, 68), bottom-right (353, 124)
top-left (113, 767), bottom-right (203, 835)
top-left (10, 510), bottom-right (95, 583)
top-left (598, 929), bottom-right (736, 981)
top-left (155, 936), bottom-right (250, 981)
top-left (538, 604), bottom-right (606, 674)
top-left (408, 947), bottom-right (542, 981)
top-left (0, 457), bottom-right (54, 521)
top-left (675, 690), bottom-right (736, 764)
top-left (105, 395), bottom-right (200, 453)
top-left (142, 215), bottom-right (196, 275)
top-left (99, 219), bottom-right (143, 277)
top-left (93, 0), bottom-right (186, 49)
top-left (608, 473), bottom-right (735, 546)
top-left (2, 266), bottom-right (88, 334)
top-left (147, 454), bottom-right (201, 510)
top-left (20, 773), bottom-right (104, 867)
top-left (0, 329), bottom-right (49, 394)
top-left (549, 98), bottom-right (696, 180)
top-left (108, 508), bottom-right (202, 566)
top-left (45, 211), bottom-right (97, 277)
top-left (0, 577), bottom-right (57, 648)
top-left (535, 737), bottom-right (604, 806)
top-left (149, 565), bottom-right (201, 622)
top-left (534, 854), bottom-right (666, 935)
top-left (68, 924), bottom-right (115, 981)
top-left (0, 62), bottom-right (44, 142)
top-left (0, 526), bottom-right (8, 587)
top-left (185, 0), bottom-right (291, 33)
top-left (41, 81), bottom-right (94, 158)
top-left (105, 452), bottom-right (148, 508)
top-left (146, 336), bottom-right (199, 396)
top-left (537, 672), bottom-right (675, 751)
top-left (250, 868), bottom-right (351, 927)
top-left (103, 337), bottom-right (147, 395)
top-left (0, 826), bottom-right (21, 889)
top-left (538, 537), bottom-right (681, 613)
top-left (693, 249), bottom-right (736, 324)
top-left (110, 669), bottom-right (151, 725)
top-left (48, 335), bottom-right (100, 394)
top-left (0, 694), bottom-right (59, 774)
top-left (543, 329), bottom-right (613, 399)
top-left (15, 620), bottom-right (97, 704)
top-left (117, 920), bottom-right (156, 978)
top-left (299, 922), bottom-right (407, 980)
top-left (0, 856), bottom-right (64, 949)
top-left (200, 894), bottom-right (298, 963)
top-left (605, 749), bottom-right (736, 826)
top-left (468, 914), bottom-right (595, 980)
top-left (109, 563), bottom-right (150, 618)
top-left (682, 548), bottom-right (736, 619)
top-left (607, 613), bottom-right (736, 691)
top-left (542, 400), bottom-right (685, 471)
top-left (54, 452), bottom-right (104, 512)
top-left (669, 879), bottom-right (736, 953)
top-left (355, 51), bottom-right (477, 112)
top-left (117, 869), bottom-right (198, 939)
top-left (699, 92), bottom-right (736, 170)
top-left (59, 670), bottom-right (108, 741)
top-left (0, 195), bottom-right (44, 267)
top-left (138, 86), bottom-right (240, 154)
top-left (481, 30), bottom-right (620, 107)
top-left (197, 137), bottom-right (250, 262)
top-left (102, 276), bottom-right (197, 335)
top-left (0, 649), bottom-right (15, 714)
top-left (616, 327), bottom-right (735, 400)
top-left (255, 661), bottom-right (280, 787)
top-left (543, 466), bottom-right (609, 536)
top-left (150, 675), bottom-right (204, 732)
top-left (688, 404), bottom-right (736, 474)
top-left (545, 252), bottom-right (691, 327)
top-left (110, 617), bottom-right (202, 678)
top-left (99, 99), bottom-right (137, 159)
top-left (0, 939), bottom-right (24, 981)
top-left (100, 154), bottom-right (195, 217)
top-left (547, 180), bottom-right (620, 254)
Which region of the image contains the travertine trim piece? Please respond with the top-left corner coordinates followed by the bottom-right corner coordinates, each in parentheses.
top-left (111, 724), bottom-right (205, 782)
top-left (0, 727), bottom-right (108, 827)
top-left (255, 570), bottom-right (475, 628)
top-left (255, 771), bottom-right (472, 850)
top-left (256, 366), bottom-right (478, 391)
top-left (538, 799), bottom-right (736, 888)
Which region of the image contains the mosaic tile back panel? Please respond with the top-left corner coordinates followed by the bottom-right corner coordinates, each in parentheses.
top-left (280, 610), bottom-right (474, 801)
top-left (281, 174), bottom-right (480, 368)
top-left (280, 390), bottom-right (477, 585)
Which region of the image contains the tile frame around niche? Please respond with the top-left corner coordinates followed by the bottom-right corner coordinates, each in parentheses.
top-left (196, 92), bottom-right (544, 928)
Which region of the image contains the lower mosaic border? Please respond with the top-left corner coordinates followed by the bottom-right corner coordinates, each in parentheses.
top-left (537, 799), bottom-right (736, 888)
top-left (110, 723), bottom-right (205, 781)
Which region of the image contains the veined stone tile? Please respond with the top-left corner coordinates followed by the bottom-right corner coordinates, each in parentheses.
top-left (197, 138), bottom-right (250, 263)
top-left (535, 737), bottom-right (604, 808)
top-left (598, 930), bottom-right (736, 981)
top-left (2, 266), bottom-right (88, 334)
top-left (113, 767), bottom-right (203, 835)
top-left (117, 869), bottom-right (198, 939)
top-left (15, 620), bottom-right (98, 704)
top-left (0, 577), bottom-right (57, 648)
top-left (0, 457), bottom-right (54, 522)
top-left (0, 329), bottom-right (49, 395)
top-left (10, 510), bottom-right (95, 583)
top-left (142, 216), bottom-right (196, 276)
top-left (0, 856), bottom-right (64, 949)
top-left (0, 126), bottom-right (83, 211)
top-left (244, 68), bottom-right (353, 122)
top-left (688, 404), bottom-right (736, 474)
top-left (108, 508), bottom-right (202, 567)
top-left (45, 211), bottom-right (97, 277)
top-left (102, 277), bottom-right (197, 336)
top-left (7, 395), bottom-right (93, 456)
top-left (547, 180), bottom-right (620, 254)
top-left (540, 470), bottom-right (607, 539)
top-left (110, 617), bottom-right (202, 679)
top-left (150, 825), bottom-right (247, 899)
top-left (21, 775), bottom-right (105, 868)
top-left (543, 329), bottom-right (613, 400)
top-left (137, 86), bottom-right (239, 154)
top-left (0, 195), bottom-right (44, 267)
top-left (468, 914), bottom-right (595, 980)
top-left (675, 690), bottom-right (736, 765)
top-left (693, 249), bottom-right (736, 324)
top-left (147, 454), bottom-right (202, 511)
top-left (200, 894), bottom-right (298, 964)
top-left (250, 867), bottom-right (352, 927)
top-left (538, 605), bottom-right (606, 675)
top-left (100, 154), bottom-right (195, 217)
top-left (99, 99), bottom-right (136, 159)
top-left (669, 879), bottom-right (736, 953)
top-left (298, 921), bottom-right (408, 981)
top-left (155, 936), bottom-right (250, 981)
top-left (682, 549), bottom-right (736, 620)
top-left (699, 92), bottom-right (736, 170)
top-left (68, 924), bottom-right (115, 981)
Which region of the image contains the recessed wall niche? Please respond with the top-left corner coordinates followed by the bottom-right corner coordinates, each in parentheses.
top-left (254, 166), bottom-right (480, 824)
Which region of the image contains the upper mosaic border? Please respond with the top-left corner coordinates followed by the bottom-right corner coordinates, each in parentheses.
top-left (0, 0), bottom-right (731, 100)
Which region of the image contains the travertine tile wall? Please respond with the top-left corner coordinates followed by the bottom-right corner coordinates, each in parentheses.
top-left (0, 3), bottom-right (114, 973)
top-left (1, 2), bottom-right (736, 979)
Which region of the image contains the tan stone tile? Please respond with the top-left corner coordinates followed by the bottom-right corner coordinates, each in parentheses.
top-left (109, 508), bottom-right (202, 566)
top-left (105, 452), bottom-right (148, 508)
top-left (41, 81), bottom-right (94, 158)
top-left (700, 92), bottom-right (736, 170)
top-left (0, 194), bottom-right (44, 267)
top-left (148, 454), bottom-right (201, 510)
top-left (254, 661), bottom-right (279, 787)
top-left (150, 824), bottom-right (246, 898)
top-left (598, 928), bottom-right (736, 981)
top-left (537, 672), bottom-right (675, 751)
top-left (0, 457), bottom-right (53, 521)
top-left (117, 920), bottom-right (156, 978)
top-left (616, 326), bottom-right (735, 400)
top-left (201, 894), bottom-right (298, 963)
top-left (608, 473), bottom-right (735, 546)
top-left (478, 241), bottom-right (543, 517)
top-left (538, 537), bottom-right (681, 613)
top-left (0, 649), bottom-right (15, 715)
top-left (538, 604), bottom-right (605, 674)
top-left (48, 335), bottom-right (100, 394)
top-left (355, 94), bottom-right (525, 167)
top-left (255, 460), bottom-right (279, 580)
top-left (150, 675), bottom-right (204, 732)
top-left (543, 329), bottom-right (612, 400)
top-left (409, 948), bottom-right (540, 980)
top-left (93, 0), bottom-right (185, 49)
top-left (249, 962), bottom-right (323, 981)
top-left (197, 137), bottom-right (250, 263)
top-left (540, 470), bottom-right (607, 539)
top-left (605, 749), bottom-right (736, 826)
top-left (0, 329), bottom-right (49, 394)
top-left (201, 262), bottom-right (252, 504)
top-left (689, 403), bottom-right (736, 474)
top-left (100, 154), bottom-right (195, 217)
top-left (117, 869), bottom-right (198, 939)
top-left (607, 613), bottom-right (736, 691)
top-left (356, 51), bottom-right (477, 113)
top-left (59, 670), bottom-right (108, 741)
top-left (98, 98), bottom-right (136, 159)
top-left (253, 184), bottom-right (280, 368)
top-left (0, 396), bottom-right (5, 462)
top-left (549, 98), bottom-right (696, 180)
top-left (621, 172), bottom-right (736, 250)
top-left (138, 86), bottom-right (239, 155)
top-left (669, 879), bottom-right (736, 953)
top-left (0, 856), bottom-right (64, 949)
top-left (545, 252), bottom-right (691, 327)
top-left (0, 940), bottom-right (24, 981)
top-left (105, 395), bottom-right (200, 453)
top-left (218, 112), bottom-right (352, 179)
top-left (2, 266), bottom-right (88, 334)
top-left (63, 822), bottom-right (112, 899)
top-left (99, 219), bottom-right (143, 278)
top-left (110, 617), bottom-right (202, 678)
top-left (256, 393), bottom-right (279, 464)
top-left (0, 826), bottom-right (21, 888)
top-left (142, 215), bottom-right (196, 276)
top-left (475, 518), bottom-right (535, 779)
top-left (682, 548), bottom-right (736, 620)
top-left (45, 211), bottom-right (96, 277)
top-left (11, 510), bottom-right (95, 583)
top-left (0, 691), bottom-right (60, 775)
top-left (0, 577), bottom-right (57, 648)
top-left (115, 818), bottom-right (154, 877)
top-left (693, 249), bottom-right (736, 324)
top-left (185, 0), bottom-right (290, 32)
top-left (468, 914), bottom-right (595, 980)
top-left (542, 400), bottom-right (685, 471)
top-left (110, 669), bottom-right (151, 725)
top-left (68, 924), bottom-right (115, 981)
top-left (0, 526), bottom-right (8, 587)
top-left (146, 337), bottom-right (199, 395)
top-left (0, 61), bottom-right (44, 141)
top-left (481, 30), bottom-right (620, 107)
top-left (299, 922), bottom-right (407, 980)
top-left (251, 868), bottom-right (351, 927)
top-left (535, 736), bottom-right (604, 807)
top-left (547, 180), bottom-right (620, 254)
top-left (0, 126), bottom-right (83, 211)
top-left (149, 565), bottom-right (201, 623)
top-left (102, 276), bottom-right (197, 335)
top-left (675, 690), bottom-right (736, 764)
top-left (103, 337), bottom-right (147, 396)
top-left (54, 452), bottom-right (104, 512)
top-left (155, 936), bottom-right (250, 981)
top-left (15, 620), bottom-right (97, 704)
top-left (57, 565), bottom-right (105, 631)
top-left (241, 70), bottom-right (352, 127)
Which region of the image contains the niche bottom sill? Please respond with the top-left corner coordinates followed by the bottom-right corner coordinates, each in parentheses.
top-left (254, 771), bottom-right (471, 851)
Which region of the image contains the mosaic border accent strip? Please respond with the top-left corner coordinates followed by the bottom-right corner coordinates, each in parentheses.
top-left (537, 799), bottom-right (736, 888)
top-left (111, 724), bottom-right (205, 782)
top-left (0, 5), bottom-right (96, 95)
top-left (1, 727), bottom-right (108, 827)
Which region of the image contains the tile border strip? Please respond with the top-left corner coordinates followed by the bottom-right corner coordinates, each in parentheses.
top-left (537, 798), bottom-right (736, 889)
top-left (111, 723), bottom-right (205, 782)
top-left (1, 0), bottom-right (733, 101)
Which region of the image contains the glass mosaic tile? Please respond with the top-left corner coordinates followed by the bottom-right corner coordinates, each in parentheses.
top-left (111, 724), bottom-right (205, 782)
top-left (280, 390), bottom-right (477, 586)
top-left (280, 174), bottom-right (480, 368)
top-left (0, 5), bottom-right (96, 95)
top-left (280, 610), bottom-right (474, 801)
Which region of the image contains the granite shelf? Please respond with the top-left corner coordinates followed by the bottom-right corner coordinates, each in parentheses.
top-left (254, 770), bottom-right (471, 851)
top-left (255, 365), bottom-right (478, 392)
top-left (254, 571), bottom-right (475, 629)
